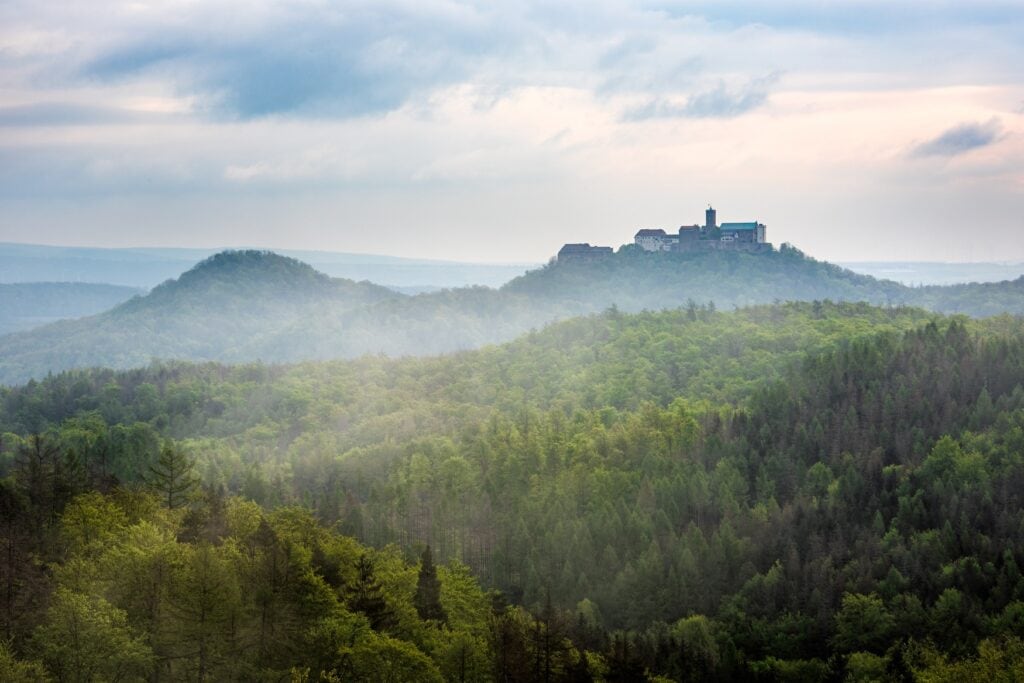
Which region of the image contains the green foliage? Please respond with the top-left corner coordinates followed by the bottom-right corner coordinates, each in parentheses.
top-left (911, 637), bottom-right (1024, 682)
top-left (31, 588), bottom-right (153, 682)
top-left (0, 640), bottom-right (49, 682)
top-left (832, 594), bottom-right (894, 653)
top-left (146, 440), bottom-right (198, 509)
top-left (414, 545), bottom-right (447, 623)
top-left (344, 631), bottom-right (444, 682)
top-left (3, 488), bottom-right (496, 681)
top-left (4, 246), bottom-right (1023, 385)
top-left (748, 656), bottom-right (829, 682)
top-left (348, 554), bottom-right (397, 633)
top-left (4, 302), bottom-right (1024, 679)
top-left (844, 651), bottom-right (886, 682)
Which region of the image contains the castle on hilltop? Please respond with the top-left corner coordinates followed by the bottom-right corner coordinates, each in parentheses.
top-left (558, 206), bottom-right (772, 261)
top-left (635, 206), bottom-right (769, 252)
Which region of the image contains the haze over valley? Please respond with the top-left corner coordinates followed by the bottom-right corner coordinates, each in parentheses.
top-left (3, 0), bottom-right (1024, 680)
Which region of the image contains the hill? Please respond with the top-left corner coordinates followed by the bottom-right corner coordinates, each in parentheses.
top-left (909, 275), bottom-right (1024, 317)
top-left (509, 245), bottom-right (1024, 315)
top-left (2, 245), bottom-right (1024, 385)
top-left (239, 246), bottom-right (1024, 362)
top-left (0, 251), bottom-right (398, 384)
top-left (0, 282), bottom-right (141, 335)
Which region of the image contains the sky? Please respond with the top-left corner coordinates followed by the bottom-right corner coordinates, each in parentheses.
top-left (0, 0), bottom-right (1022, 263)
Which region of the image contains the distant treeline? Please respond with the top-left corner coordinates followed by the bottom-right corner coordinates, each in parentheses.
top-left (3, 247), bottom-right (1024, 386)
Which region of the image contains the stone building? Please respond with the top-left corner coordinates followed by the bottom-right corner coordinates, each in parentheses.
top-left (634, 206), bottom-right (768, 251)
top-left (557, 243), bottom-right (614, 261)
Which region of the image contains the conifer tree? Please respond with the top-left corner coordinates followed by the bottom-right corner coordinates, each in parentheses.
top-left (414, 545), bottom-right (447, 623)
top-left (146, 441), bottom-right (199, 509)
top-left (348, 554), bottom-right (396, 632)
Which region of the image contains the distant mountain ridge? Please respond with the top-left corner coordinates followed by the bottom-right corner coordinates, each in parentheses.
top-left (0, 282), bottom-right (142, 336)
top-left (840, 260), bottom-right (1024, 285)
top-left (0, 242), bottom-right (534, 289)
top-left (1, 246), bottom-right (1023, 385)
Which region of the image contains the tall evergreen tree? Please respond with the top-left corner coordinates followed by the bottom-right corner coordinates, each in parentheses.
top-left (414, 545), bottom-right (447, 623)
top-left (348, 554), bottom-right (396, 632)
top-left (146, 441), bottom-right (198, 509)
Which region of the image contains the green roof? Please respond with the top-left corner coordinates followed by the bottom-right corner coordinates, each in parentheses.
top-left (720, 222), bottom-right (759, 230)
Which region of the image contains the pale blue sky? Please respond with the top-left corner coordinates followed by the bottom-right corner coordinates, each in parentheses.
top-left (1, 0), bottom-right (1022, 262)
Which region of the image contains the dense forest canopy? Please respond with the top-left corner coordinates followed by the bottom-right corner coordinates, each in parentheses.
top-left (4, 299), bottom-right (1024, 680)
top-left (2, 247), bottom-right (1024, 386)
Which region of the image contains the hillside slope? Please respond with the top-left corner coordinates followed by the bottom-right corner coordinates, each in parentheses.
top-left (4, 304), bottom-right (1024, 678)
top-left (243, 246), bottom-right (1024, 361)
top-left (0, 251), bottom-right (399, 384)
top-left (2, 245), bottom-right (1024, 385)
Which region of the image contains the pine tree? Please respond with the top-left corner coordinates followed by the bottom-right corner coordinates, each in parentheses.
top-left (146, 441), bottom-right (199, 509)
top-left (414, 545), bottom-right (447, 623)
top-left (348, 554), bottom-right (396, 632)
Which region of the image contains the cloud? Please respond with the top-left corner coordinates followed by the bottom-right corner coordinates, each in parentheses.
top-left (650, 0), bottom-right (1024, 35)
top-left (69, 2), bottom-right (509, 120)
top-left (5, 0), bottom-right (1022, 124)
top-left (910, 119), bottom-right (1004, 157)
top-left (0, 102), bottom-right (170, 126)
top-left (623, 73), bottom-right (777, 120)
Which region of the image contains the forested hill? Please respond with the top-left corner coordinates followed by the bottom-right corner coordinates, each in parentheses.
top-left (4, 303), bottom-right (1024, 679)
top-left (0, 251), bottom-right (400, 385)
top-left (506, 245), bottom-right (1024, 316)
top-left (2, 245), bottom-right (1024, 386)
top-left (505, 244), bottom-right (906, 309)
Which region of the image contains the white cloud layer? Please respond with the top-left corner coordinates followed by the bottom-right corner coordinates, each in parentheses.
top-left (0, 0), bottom-right (1022, 262)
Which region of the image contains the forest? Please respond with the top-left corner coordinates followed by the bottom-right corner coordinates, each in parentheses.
top-left (3, 247), bottom-right (1024, 385)
top-left (3, 300), bottom-right (1024, 680)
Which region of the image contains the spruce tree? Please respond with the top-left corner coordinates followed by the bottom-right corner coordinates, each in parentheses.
top-left (348, 554), bottom-right (396, 632)
top-left (146, 441), bottom-right (198, 509)
top-left (413, 545), bottom-right (447, 623)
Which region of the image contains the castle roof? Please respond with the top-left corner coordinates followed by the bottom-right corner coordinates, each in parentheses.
top-left (559, 243), bottom-right (613, 254)
top-left (635, 228), bottom-right (667, 237)
top-left (719, 222), bottom-right (760, 231)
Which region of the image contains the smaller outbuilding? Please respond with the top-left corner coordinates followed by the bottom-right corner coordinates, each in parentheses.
top-left (557, 243), bottom-right (614, 261)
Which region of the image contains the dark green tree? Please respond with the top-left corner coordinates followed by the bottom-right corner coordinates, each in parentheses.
top-left (414, 545), bottom-right (447, 624)
top-left (146, 441), bottom-right (198, 509)
top-left (348, 554), bottom-right (396, 632)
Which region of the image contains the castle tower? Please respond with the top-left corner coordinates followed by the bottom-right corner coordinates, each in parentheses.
top-left (705, 205), bottom-right (717, 230)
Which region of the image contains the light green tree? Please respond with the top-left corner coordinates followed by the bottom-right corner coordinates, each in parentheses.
top-left (833, 593), bottom-right (895, 654)
top-left (32, 588), bottom-right (153, 682)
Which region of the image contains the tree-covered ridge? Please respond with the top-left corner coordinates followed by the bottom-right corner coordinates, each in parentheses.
top-left (504, 244), bottom-right (907, 310)
top-left (3, 245), bottom-right (1024, 385)
top-left (120, 250), bottom-right (370, 310)
top-left (910, 275), bottom-right (1024, 318)
top-left (5, 304), bottom-right (1024, 678)
top-left (0, 301), bottom-right (937, 439)
top-left (0, 251), bottom-right (400, 385)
